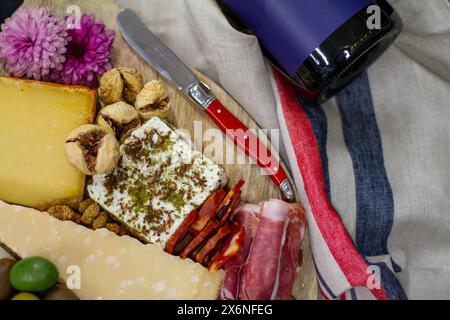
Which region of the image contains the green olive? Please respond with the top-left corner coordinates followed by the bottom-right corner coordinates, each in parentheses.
top-left (10, 257), bottom-right (59, 292)
top-left (43, 284), bottom-right (79, 300)
top-left (0, 259), bottom-right (16, 300)
top-left (11, 292), bottom-right (40, 300)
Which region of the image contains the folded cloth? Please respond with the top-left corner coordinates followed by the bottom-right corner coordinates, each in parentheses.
top-left (118, 0), bottom-right (448, 299)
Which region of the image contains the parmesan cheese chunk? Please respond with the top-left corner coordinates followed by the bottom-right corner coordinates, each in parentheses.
top-left (0, 201), bottom-right (224, 300)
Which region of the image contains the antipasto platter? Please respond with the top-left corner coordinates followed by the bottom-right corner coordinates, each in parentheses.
top-left (0, 0), bottom-right (317, 300)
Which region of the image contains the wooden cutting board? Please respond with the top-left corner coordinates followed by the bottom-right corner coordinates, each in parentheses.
top-left (1, 0), bottom-right (317, 300)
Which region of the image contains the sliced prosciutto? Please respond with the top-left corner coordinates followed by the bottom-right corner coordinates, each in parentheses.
top-left (220, 200), bottom-right (306, 300)
top-left (239, 200), bottom-right (289, 300)
top-left (220, 204), bottom-right (260, 300)
top-left (275, 204), bottom-right (306, 300)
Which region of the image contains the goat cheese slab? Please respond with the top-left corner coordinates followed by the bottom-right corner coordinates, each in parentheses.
top-left (88, 117), bottom-right (227, 247)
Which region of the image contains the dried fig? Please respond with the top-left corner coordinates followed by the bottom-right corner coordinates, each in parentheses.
top-left (65, 125), bottom-right (120, 175)
top-left (135, 80), bottom-right (171, 120)
top-left (97, 101), bottom-right (141, 141)
top-left (98, 67), bottom-right (144, 105)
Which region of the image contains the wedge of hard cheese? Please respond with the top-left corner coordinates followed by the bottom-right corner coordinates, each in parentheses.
top-left (0, 77), bottom-right (96, 208)
top-left (0, 201), bottom-right (224, 300)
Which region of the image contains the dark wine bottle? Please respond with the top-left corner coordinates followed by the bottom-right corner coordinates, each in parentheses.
top-left (218, 0), bottom-right (403, 103)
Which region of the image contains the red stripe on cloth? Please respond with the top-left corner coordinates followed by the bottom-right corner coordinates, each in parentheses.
top-left (272, 70), bottom-right (388, 300)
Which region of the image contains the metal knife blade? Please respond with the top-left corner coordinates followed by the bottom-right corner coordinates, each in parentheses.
top-left (117, 8), bottom-right (296, 202)
top-left (117, 9), bottom-right (200, 96)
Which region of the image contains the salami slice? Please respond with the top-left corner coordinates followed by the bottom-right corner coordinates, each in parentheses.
top-left (191, 189), bottom-right (226, 233)
top-left (195, 223), bottom-right (232, 264)
top-left (165, 210), bottom-right (199, 254)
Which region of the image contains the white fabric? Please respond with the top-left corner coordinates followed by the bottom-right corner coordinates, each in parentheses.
top-left (322, 0), bottom-right (450, 299)
top-left (114, 0), bottom-right (450, 299)
top-left (373, 0), bottom-right (450, 299)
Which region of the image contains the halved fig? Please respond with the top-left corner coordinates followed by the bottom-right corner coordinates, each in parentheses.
top-left (165, 210), bottom-right (199, 254)
top-left (190, 189), bottom-right (226, 233)
top-left (195, 223), bottom-right (232, 264)
top-left (209, 222), bottom-right (245, 271)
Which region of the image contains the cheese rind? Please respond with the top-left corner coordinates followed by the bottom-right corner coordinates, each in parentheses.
top-left (0, 201), bottom-right (224, 300)
top-left (0, 77), bottom-right (96, 208)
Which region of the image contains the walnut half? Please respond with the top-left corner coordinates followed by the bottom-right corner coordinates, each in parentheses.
top-left (65, 125), bottom-right (120, 175)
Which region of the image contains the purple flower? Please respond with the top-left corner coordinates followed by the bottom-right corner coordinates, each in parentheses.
top-left (0, 6), bottom-right (68, 80)
top-left (56, 14), bottom-right (115, 88)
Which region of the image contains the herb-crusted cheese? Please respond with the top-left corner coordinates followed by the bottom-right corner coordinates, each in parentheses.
top-left (88, 117), bottom-right (227, 246)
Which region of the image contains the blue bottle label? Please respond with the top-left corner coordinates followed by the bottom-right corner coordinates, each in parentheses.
top-left (223, 0), bottom-right (373, 75)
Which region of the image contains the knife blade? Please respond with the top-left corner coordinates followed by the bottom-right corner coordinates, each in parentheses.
top-left (117, 8), bottom-right (295, 202)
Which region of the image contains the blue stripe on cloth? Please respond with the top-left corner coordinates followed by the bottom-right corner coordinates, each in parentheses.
top-left (313, 260), bottom-right (337, 299)
top-left (336, 72), bottom-right (407, 299)
top-left (350, 288), bottom-right (357, 300)
top-left (335, 72), bottom-right (395, 259)
top-left (297, 97), bottom-right (331, 198)
top-left (295, 76), bottom-right (406, 299)
top-left (372, 263), bottom-right (408, 300)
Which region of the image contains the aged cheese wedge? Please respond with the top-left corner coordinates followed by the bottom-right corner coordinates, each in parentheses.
top-left (0, 77), bottom-right (96, 208)
top-left (0, 201), bottom-right (224, 300)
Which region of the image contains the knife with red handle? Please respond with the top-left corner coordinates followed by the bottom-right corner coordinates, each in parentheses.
top-left (205, 100), bottom-right (288, 186)
top-left (117, 9), bottom-right (295, 202)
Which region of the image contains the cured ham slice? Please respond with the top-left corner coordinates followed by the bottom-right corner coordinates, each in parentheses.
top-left (220, 200), bottom-right (306, 300)
top-left (239, 199), bottom-right (289, 300)
top-left (220, 204), bottom-right (260, 300)
top-left (275, 204), bottom-right (306, 300)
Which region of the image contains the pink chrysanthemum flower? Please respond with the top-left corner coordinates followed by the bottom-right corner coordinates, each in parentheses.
top-left (0, 6), bottom-right (68, 80)
top-left (56, 14), bottom-right (115, 88)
